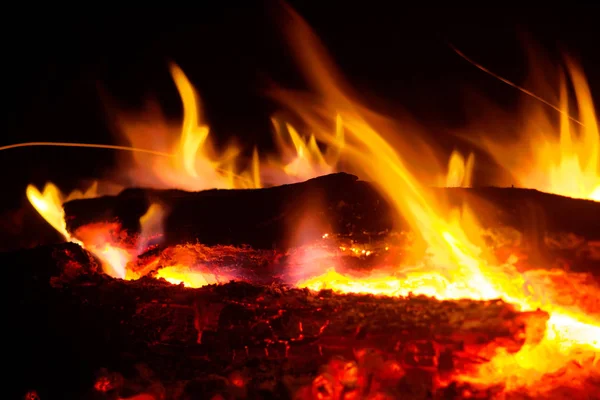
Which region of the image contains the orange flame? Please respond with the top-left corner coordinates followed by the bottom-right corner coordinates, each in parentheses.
top-left (444, 150), bottom-right (475, 188)
top-left (117, 63), bottom-right (344, 191)
top-left (21, 5), bottom-right (600, 395)
top-left (476, 58), bottom-right (600, 201)
top-left (26, 182), bottom-right (97, 242)
top-left (278, 4), bottom-right (599, 393)
top-left (267, 115), bottom-right (344, 183)
top-left (26, 182), bottom-right (134, 278)
top-left (25, 61), bottom-right (344, 280)
top-left (155, 264), bottom-right (224, 288)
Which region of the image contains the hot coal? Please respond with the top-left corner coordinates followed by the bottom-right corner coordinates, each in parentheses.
top-left (8, 174), bottom-right (600, 398)
top-left (5, 242), bottom-right (548, 399)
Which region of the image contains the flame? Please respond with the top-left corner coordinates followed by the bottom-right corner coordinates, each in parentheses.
top-left (278, 5), bottom-right (599, 393)
top-left (118, 63), bottom-right (344, 191)
top-left (477, 58), bottom-right (600, 200)
top-left (119, 63), bottom-right (259, 190)
top-left (26, 62), bottom-right (344, 279)
top-left (26, 182), bottom-right (97, 242)
top-left (92, 243), bottom-right (131, 279)
top-left (154, 264), bottom-right (223, 288)
top-left (267, 116), bottom-right (344, 183)
top-left (21, 4), bottom-right (600, 395)
top-left (26, 182), bottom-right (133, 277)
top-left (444, 150), bottom-right (475, 188)
top-left (26, 183), bottom-right (166, 279)
top-left (137, 203), bottom-right (166, 254)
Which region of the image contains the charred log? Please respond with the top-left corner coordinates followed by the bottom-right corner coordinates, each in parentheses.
top-left (63, 173), bottom-right (600, 252)
top-left (5, 243), bottom-right (545, 399)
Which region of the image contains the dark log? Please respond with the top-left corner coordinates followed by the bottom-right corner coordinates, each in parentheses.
top-left (5, 243), bottom-right (545, 399)
top-left (64, 173), bottom-right (391, 250)
top-left (63, 173), bottom-right (600, 252)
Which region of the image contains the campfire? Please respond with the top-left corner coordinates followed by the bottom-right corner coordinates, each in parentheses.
top-left (8, 5), bottom-right (600, 400)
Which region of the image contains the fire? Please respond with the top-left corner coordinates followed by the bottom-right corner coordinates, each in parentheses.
top-left (117, 63), bottom-right (344, 191)
top-left (473, 57), bottom-right (600, 201)
top-left (155, 264), bottom-right (223, 288)
top-left (119, 63), bottom-right (262, 191)
top-left (25, 61), bottom-right (344, 281)
top-left (26, 182), bottom-right (134, 278)
top-left (278, 4), bottom-right (599, 394)
top-left (268, 115), bottom-right (344, 183)
top-left (25, 182), bottom-right (97, 243)
top-left (444, 150), bottom-right (474, 188)
top-left (19, 3), bottom-right (600, 396)
top-left (92, 243), bottom-right (131, 279)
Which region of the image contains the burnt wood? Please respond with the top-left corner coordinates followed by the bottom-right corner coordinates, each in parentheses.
top-left (62, 173), bottom-right (600, 251)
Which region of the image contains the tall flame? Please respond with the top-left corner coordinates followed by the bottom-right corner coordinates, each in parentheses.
top-left (118, 63), bottom-right (344, 191)
top-left (26, 61), bottom-right (345, 280)
top-left (444, 150), bottom-right (475, 188)
top-left (278, 4), bottom-right (599, 393)
top-left (21, 4), bottom-right (600, 395)
top-left (120, 63), bottom-right (259, 191)
top-left (477, 58), bottom-right (600, 200)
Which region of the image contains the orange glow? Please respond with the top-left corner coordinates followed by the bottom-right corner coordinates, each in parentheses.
top-left (137, 202), bottom-right (166, 254)
top-left (444, 150), bottom-right (475, 188)
top-left (21, 5), bottom-right (600, 396)
top-left (25, 62), bottom-right (344, 279)
top-left (91, 243), bottom-right (131, 279)
top-left (27, 183), bottom-right (134, 278)
top-left (117, 63), bottom-right (344, 191)
top-left (27, 183), bottom-right (137, 279)
top-left (278, 5), bottom-right (599, 394)
top-left (477, 59), bottom-right (600, 201)
top-left (26, 182), bottom-right (97, 243)
top-left (119, 63), bottom-right (258, 191)
top-left (154, 264), bottom-right (223, 288)
top-left (267, 115), bottom-right (344, 184)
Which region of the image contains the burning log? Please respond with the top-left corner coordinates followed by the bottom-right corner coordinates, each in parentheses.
top-left (64, 173), bottom-right (390, 250)
top-left (62, 173), bottom-right (600, 253)
top-left (6, 243), bottom-right (547, 399)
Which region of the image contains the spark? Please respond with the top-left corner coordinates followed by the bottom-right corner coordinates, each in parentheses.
top-left (449, 42), bottom-right (584, 126)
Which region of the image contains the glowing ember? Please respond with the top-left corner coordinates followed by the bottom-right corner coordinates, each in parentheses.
top-left (154, 264), bottom-right (223, 288)
top-left (279, 4), bottom-right (600, 394)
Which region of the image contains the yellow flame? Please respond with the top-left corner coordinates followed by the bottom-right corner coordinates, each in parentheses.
top-left (268, 116), bottom-right (344, 183)
top-left (26, 182), bottom-right (133, 278)
top-left (25, 62), bottom-right (344, 278)
top-left (137, 202), bottom-right (166, 255)
top-left (21, 6), bottom-right (600, 395)
top-left (278, 4), bottom-right (599, 392)
top-left (445, 150), bottom-right (475, 187)
top-left (479, 59), bottom-right (600, 200)
top-left (92, 243), bottom-right (131, 279)
top-left (26, 182), bottom-right (98, 243)
top-left (155, 264), bottom-right (222, 288)
top-left (117, 63), bottom-right (344, 191)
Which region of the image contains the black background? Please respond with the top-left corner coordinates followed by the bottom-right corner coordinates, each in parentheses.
top-left (2, 2), bottom-right (600, 249)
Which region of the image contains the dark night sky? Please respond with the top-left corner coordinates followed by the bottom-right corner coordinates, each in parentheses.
top-left (2, 3), bottom-right (600, 249)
